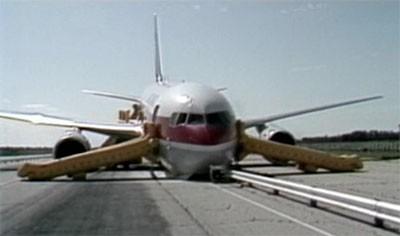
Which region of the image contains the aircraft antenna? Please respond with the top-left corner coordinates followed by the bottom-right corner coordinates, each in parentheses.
top-left (154, 14), bottom-right (165, 84)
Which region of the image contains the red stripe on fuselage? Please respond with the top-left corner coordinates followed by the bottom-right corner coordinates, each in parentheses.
top-left (156, 116), bottom-right (236, 145)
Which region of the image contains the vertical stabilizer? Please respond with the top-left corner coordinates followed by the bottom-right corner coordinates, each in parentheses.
top-left (154, 14), bottom-right (164, 84)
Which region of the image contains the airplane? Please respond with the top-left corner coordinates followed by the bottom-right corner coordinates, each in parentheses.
top-left (0, 15), bottom-right (382, 180)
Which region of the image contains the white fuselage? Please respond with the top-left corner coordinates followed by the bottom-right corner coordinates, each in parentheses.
top-left (141, 82), bottom-right (237, 178)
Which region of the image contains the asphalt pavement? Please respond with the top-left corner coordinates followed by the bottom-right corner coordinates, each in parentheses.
top-left (0, 158), bottom-right (399, 236)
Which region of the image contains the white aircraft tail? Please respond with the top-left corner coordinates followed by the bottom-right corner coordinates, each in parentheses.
top-left (154, 14), bottom-right (165, 84)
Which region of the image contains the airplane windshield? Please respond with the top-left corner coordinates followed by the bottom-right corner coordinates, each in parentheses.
top-left (171, 112), bottom-right (232, 126)
top-left (206, 111), bottom-right (233, 127)
top-left (188, 114), bottom-right (205, 125)
top-left (176, 113), bottom-right (187, 125)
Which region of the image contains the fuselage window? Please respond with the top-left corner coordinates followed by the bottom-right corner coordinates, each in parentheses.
top-left (206, 111), bottom-right (232, 127)
top-left (187, 114), bottom-right (205, 125)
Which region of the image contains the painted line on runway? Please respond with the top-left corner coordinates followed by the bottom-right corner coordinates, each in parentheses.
top-left (216, 185), bottom-right (334, 236)
top-left (0, 179), bottom-right (19, 187)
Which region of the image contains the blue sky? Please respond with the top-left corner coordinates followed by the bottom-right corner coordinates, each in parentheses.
top-left (0, 1), bottom-right (399, 146)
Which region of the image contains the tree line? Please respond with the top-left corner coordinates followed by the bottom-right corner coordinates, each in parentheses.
top-left (301, 130), bottom-right (400, 143)
top-left (0, 147), bottom-right (52, 156)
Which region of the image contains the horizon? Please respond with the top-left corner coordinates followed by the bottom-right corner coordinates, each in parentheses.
top-left (1, 128), bottom-right (399, 148)
top-left (1, 1), bottom-right (399, 146)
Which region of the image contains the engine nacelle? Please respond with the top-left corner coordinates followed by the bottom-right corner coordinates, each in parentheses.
top-left (260, 126), bottom-right (296, 145)
top-left (53, 132), bottom-right (91, 159)
top-left (257, 125), bottom-right (296, 165)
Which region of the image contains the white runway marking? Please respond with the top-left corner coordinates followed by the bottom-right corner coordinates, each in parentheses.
top-left (216, 185), bottom-right (334, 236)
top-left (0, 179), bottom-right (19, 187)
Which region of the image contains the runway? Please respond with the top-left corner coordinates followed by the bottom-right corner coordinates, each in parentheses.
top-left (1, 158), bottom-right (399, 236)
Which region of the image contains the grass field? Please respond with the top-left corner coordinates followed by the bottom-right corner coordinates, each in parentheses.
top-left (299, 140), bottom-right (400, 161)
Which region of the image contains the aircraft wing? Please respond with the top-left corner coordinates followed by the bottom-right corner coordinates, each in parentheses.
top-left (243, 95), bottom-right (382, 128)
top-left (0, 111), bottom-right (143, 137)
top-left (82, 89), bottom-right (149, 107)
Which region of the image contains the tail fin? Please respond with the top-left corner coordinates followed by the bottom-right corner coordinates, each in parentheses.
top-left (154, 14), bottom-right (165, 84)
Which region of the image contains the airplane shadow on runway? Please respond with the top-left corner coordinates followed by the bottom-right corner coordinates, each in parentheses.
top-left (20, 175), bottom-right (173, 183)
top-left (11, 162), bottom-right (367, 183)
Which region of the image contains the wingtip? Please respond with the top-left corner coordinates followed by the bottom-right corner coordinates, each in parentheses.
top-left (368, 95), bottom-right (384, 100)
top-left (81, 89), bottom-right (103, 96)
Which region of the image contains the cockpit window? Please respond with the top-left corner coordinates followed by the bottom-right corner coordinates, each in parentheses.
top-left (171, 111), bottom-right (232, 126)
top-left (170, 113), bottom-right (178, 125)
top-left (176, 113), bottom-right (188, 125)
top-left (206, 111), bottom-right (233, 127)
top-left (188, 114), bottom-right (205, 125)
top-left (170, 113), bottom-right (189, 126)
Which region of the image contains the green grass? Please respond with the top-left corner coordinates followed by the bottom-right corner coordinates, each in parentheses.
top-left (299, 140), bottom-right (400, 161)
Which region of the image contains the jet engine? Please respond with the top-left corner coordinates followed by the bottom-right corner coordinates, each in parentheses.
top-left (255, 124), bottom-right (296, 165)
top-left (261, 126), bottom-right (296, 145)
top-left (53, 132), bottom-right (91, 159)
